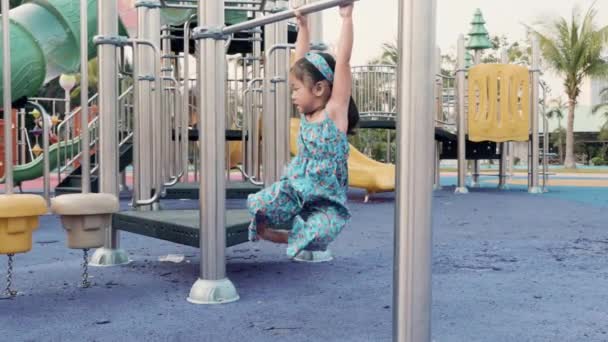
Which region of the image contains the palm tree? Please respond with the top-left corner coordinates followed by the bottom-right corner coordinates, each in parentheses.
top-left (592, 87), bottom-right (608, 124)
top-left (528, 4), bottom-right (608, 168)
top-left (546, 97), bottom-right (567, 163)
top-left (376, 42), bottom-right (398, 65)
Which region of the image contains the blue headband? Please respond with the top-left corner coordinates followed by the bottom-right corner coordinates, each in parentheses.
top-left (305, 52), bottom-right (334, 83)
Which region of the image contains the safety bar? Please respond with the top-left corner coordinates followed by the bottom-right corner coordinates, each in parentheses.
top-left (130, 38), bottom-right (163, 207)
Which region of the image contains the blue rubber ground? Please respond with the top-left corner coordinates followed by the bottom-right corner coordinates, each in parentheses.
top-left (2, 177), bottom-right (608, 341)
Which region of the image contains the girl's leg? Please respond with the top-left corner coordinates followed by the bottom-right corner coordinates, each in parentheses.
top-left (287, 205), bottom-right (348, 258)
top-left (247, 180), bottom-right (303, 242)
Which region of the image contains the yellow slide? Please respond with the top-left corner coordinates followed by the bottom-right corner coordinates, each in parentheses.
top-left (289, 118), bottom-right (395, 195)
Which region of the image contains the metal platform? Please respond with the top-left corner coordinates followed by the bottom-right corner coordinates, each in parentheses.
top-left (113, 209), bottom-right (250, 247)
top-left (164, 181), bottom-right (262, 200)
top-left (359, 118), bottom-right (396, 130)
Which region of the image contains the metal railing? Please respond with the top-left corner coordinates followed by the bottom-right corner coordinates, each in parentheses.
top-left (351, 65), bottom-right (397, 120)
top-left (55, 86), bottom-right (134, 187)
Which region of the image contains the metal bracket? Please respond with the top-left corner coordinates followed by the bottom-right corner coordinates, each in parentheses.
top-left (138, 75), bottom-right (155, 82)
top-left (242, 28), bottom-right (263, 34)
top-left (310, 42), bottom-right (329, 51)
top-left (268, 5), bottom-right (288, 13)
top-left (192, 26), bottom-right (230, 41)
top-left (135, 0), bottom-right (161, 8)
top-left (93, 35), bottom-right (129, 47)
top-left (270, 76), bottom-right (285, 84)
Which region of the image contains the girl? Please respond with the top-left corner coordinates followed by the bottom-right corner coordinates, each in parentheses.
top-left (247, 4), bottom-right (358, 259)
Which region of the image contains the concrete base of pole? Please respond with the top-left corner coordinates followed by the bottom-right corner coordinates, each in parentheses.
top-left (89, 247), bottom-right (130, 267)
top-left (454, 187), bottom-right (469, 194)
top-left (293, 249), bottom-right (334, 263)
top-left (187, 278), bottom-right (239, 305)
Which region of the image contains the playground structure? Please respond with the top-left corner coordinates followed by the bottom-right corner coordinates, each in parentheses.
top-left (0, 0), bottom-right (393, 300)
top-left (432, 33), bottom-right (550, 194)
top-left (0, 0), bottom-right (555, 341)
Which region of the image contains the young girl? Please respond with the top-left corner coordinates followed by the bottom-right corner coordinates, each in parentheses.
top-left (247, 4), bottom-right (358, 259)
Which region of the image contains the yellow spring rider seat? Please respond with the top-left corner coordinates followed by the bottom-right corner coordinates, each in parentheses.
top-left (0, 194), bottom-right (47, 298)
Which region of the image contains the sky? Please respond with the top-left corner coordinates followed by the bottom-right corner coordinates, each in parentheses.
top-left (322, 0), bottom-right (608, 130)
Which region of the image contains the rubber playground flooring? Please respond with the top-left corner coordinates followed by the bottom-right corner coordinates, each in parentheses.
top-left (2, 177), bottom-right (608, 341)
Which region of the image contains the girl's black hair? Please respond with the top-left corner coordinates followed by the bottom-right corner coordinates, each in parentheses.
top-left (291, 52), bottom-right (359, 135)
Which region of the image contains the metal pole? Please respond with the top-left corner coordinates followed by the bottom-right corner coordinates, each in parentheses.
top-left (307, 0), bottom-right (324, 47)
top-left (19, 109), bottom-right (25, 165)
top-left (2, 0), bottom-right (13, 193)
top-left (89, 0), bottom-right (129, 267)
top-left (262, 12), bottom-right (278, 184)
top-left (80, 0), bottom-right (90, 193)
top-left (251, 14), bottom-right (262, 180)
top-left (183, 15), bottom-right (195, 184)
top-left (529, 36), bottom-right (541, 194)
top-left (433, 47), bottom-right (441, 190)
top-left (542, 85), bottom-right (549, 192)
top-left (42, 109), bottom-right (50, 202)
top-left (274, 8), bottom-right (289, 178)
top-left (221, 0), bottom-right (355, 35)
top-left (133, 2), bottom-right (155, 210)
top-left (498, 50), bottom-right (508, 190)
top-left (188, 0), bottom-right (239, 305)
top-left (455, 35), bottom-right (468, 194)
top-left (394, 0), bottom-right (436, 340)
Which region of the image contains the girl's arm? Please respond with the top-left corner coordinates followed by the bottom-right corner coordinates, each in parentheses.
top-left (327, 5), bottom-right (353, 130)
top-left (294, 12), bottom-right (310, 62)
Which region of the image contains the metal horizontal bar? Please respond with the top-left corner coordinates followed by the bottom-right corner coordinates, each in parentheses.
top-left (222, 0), bottom-right (356, 35)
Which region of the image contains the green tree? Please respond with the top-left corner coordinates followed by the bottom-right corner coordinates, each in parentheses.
top-left (528, 4), bottom-right (608, 168)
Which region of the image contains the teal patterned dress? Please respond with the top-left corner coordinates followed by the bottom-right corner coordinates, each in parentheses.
top-left (247, 111), bottom-right (351, 258)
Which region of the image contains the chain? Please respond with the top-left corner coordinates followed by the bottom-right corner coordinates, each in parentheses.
top-left (81, 249), bottom-right (91, 288)
top-left (4, 254), bottom-right (17, 298)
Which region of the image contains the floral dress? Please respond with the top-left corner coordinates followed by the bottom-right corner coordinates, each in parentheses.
top-left (247, 111), bottom-right (351, 258)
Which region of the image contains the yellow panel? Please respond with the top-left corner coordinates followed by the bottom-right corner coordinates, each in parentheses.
top-left (467, 64), bottom-right (530, 142)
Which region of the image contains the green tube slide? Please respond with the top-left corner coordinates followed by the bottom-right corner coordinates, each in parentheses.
top-left (0, 0), bottom-right (199, 107)
top-left (0, 137), bottom-right (81, 184)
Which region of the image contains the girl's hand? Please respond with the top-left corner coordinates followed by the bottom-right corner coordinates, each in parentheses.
top-left (295, 10), bottom-right (308, 28)
top-left (339, 3), bottom-right (353, 18)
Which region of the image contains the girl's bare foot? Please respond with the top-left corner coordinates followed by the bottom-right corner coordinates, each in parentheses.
top-left (257, 224), bottom-right (289, 244)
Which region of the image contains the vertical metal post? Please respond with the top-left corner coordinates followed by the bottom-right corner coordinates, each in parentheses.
top-left (542, 85), bottom-right (549, 192)
top-left (2, 0), bottom-right (13, 194)
top-left (183, 17), bottom-right (195, 184)
top-left (471, 160), bottom-right (480, 187)
top-left (498, 50), bottom-right (508, 190)
top-left (433, 47), bottom-right (441, 190)
top-left (42, 109), bottom-right (50, 202)
top-left (307, 0), bottom-right (323, 47)
top-left (455, 35), bottom-right (468, 194)
top-left (80, 0), bottom-right (90, 193)
top-left (386, 131), bottom-right (391, 162)
top-left (529, 36), bottom-right (541, 194)
top-left (188, 0), bottom-right (239, 305)
top-left (132, 2), bottom-right (156, 210)
top-left (89, 0), bottom-right (129, 267)
top-left (252, 16), bottom-right (262, 180)
top-left (394, 0), bottom-right (436, 340)
top-left (263, 6), bottom-right (278, 185)
top-left (19, 109), bottom-right (25, 165)
top-left (274, 0), bottom-right (289, 179)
